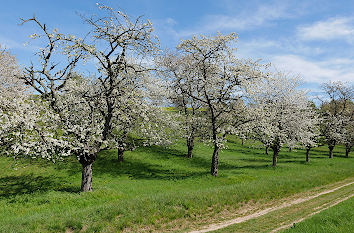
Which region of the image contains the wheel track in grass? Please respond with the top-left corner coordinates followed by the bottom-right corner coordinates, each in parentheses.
top-left (188, 179), bottom-right (354, 233)
top-left (270, 193), bottom-right (354, 233)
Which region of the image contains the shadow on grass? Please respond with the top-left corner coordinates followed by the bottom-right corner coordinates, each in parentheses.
top-left (57, 145), bottom-right (270, 180)
top-left (95, 157), bottom-right (209, 180)
top-left (2, 144), bottom-right (350, 199)
top-left (240, 158), bottom-right (271, 163)
top-left (54, 145), bottom-right (211, 180)
top-left (231, 164), bottom-right (271, 170)
top-left (226, 147), bottom-right (265, 156)
top-left (141, 145), bottom-right (186, 158)
top-left (278, 160), bottom-right (309, 165)
top-left (332, 153), bottom-right (351, 158)
top-left (0, 174), bottom-right (79, 198)
top-left (45, 144), bottom-right (290, 180)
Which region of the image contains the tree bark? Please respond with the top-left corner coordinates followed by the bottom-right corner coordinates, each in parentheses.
top-left (265, 146), bottom-right (269, 155)
top-left (81, 162), bottom-right (93, 192)
top-left (117, 130), bottom-right (127, 162)
top-left (272, 145), bottom-right (280, 167)
top-left (306, 147), bottom-right (310, 162)
top-left (345, 146), bottom-right (351, 158)
top-left (328, 145), bottom-right (334, 158)
top-left (272, 149), bottom-right (278, 167)
top-left (211, 144), bottom-right (220, 176)
top-left (79, 151), bottom-right (97, 192)
top-left (187, 145), bottom-right (194, 158)
top-left (186, 132), bottom-right (195, 158)
top-left (118, 147), bottom-right (125, 162)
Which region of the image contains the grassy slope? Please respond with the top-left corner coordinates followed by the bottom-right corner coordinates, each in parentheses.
top-left (283, 197), bottom-right (354, 233)
top-left (0, 138), bottom-right (353, 232)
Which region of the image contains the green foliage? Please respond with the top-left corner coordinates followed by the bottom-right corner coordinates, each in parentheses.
top-left (0, 138), bottom-right (353, 232)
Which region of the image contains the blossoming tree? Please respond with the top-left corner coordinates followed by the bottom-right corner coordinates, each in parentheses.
top-left (247, 72), bottom-right (318, 166)
top-left (0, 46), bottom-right (26, 154)
top-left (320, 81), bottom-right (353, 158)
top-left (171, 33), bottom-right (267, 176)
top-left (158, 51), bottom-right (207, 158)
top-left (18, 5), bottom-right (161, 191)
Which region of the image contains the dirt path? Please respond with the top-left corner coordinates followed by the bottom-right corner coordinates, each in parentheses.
top-left (270, 193), bottom-right (354, 232)
top-left (189, 180), bottom-right (354, 233)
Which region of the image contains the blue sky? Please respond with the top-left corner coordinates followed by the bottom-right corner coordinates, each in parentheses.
top-left (1, 0), bottom-right (353, 96)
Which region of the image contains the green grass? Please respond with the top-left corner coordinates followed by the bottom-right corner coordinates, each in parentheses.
top-left (0, 138), bottom-right (353, 232)
top-left (283, 197), bottom-right (354, 233)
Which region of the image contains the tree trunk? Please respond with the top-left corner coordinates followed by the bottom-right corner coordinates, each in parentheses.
top-left (211, 144), bottom-right (220, 176)
top-left (306, 148), bottom-right (310, 162)
top-left (241, 138), bottom-right (244, 145)
top-left (328, 145), bottom-right (334, 158)
top-left (289, 147), bottom-right (292, 152)
top-left (118, 147), bottom-right (125, 162)
top-left (187, 145), bottom-right (194, 158)
top-left (117, 130), bottom-right (127, 162)
top-left (345, 146), bottom-right (351, 158)
top-left (81, 162), bottom-right (93, 192)
top-left (272, 148), bottom-right (279, 167)
top-left (265, 146), bottom-right (269, 155)
top-left (186, 135), bottom-right (195, 158)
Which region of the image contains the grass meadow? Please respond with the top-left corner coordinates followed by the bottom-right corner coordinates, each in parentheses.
top-left (0, 138), bottom-right (353, 232)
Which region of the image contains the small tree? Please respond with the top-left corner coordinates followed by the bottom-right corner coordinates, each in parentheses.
top-left (242, 108), bottom-right (273, 155)
top-left (249, 126), bottom-right (273, 155)
top-left (248, 72), bottom-right (315, 167)
top-left (110, 90), bottom-right (178, 162)
top-left (158, 51), bottom-right (205, 158)
top-left (341, 101), bottom-right (354, 157)
top-left (296, 103), bottom-right (321, 162)
top-left (320, 81), bottom-right (353, 158)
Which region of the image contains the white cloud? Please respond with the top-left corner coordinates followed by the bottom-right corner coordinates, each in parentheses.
top-left (152, 17), bottom-right (181, 44)
top-left (0, 35), bottom-right (40, 52)
top-left (235, 39), bottom-right (280, 61)
top-left (236, 38), bottom-right (325, 60)
top-left (205, 4), bottom-right (288, 30)
top-left (297, 17), bottom-right (354, 42)
top-left (165, 18), bottom-right (177, 26)
top-left (176, 1), bottom-right (294, 37)
top-left (272, 55), bottom-right (354, 83)
top-left (0, 36), bottom-right (25, 49)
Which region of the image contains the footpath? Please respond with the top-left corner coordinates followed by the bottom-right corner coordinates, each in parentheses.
top-left (189, 179), bottom-right (354, 233)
